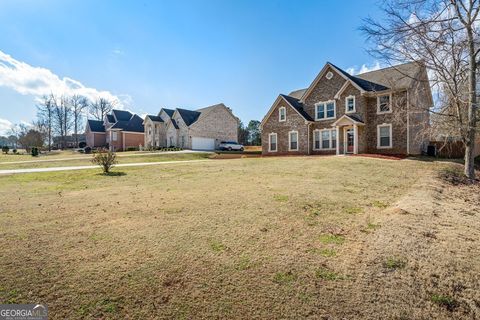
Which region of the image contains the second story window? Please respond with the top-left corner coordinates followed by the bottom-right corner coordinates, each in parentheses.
top-left (279, 107), bottom-right (286, 122)
top-left (377, 94), bottom-right (391, 113)
top-left (315, 101), bottom-right (336, 120)
top-left (346, 96), bottom-right (355, 113)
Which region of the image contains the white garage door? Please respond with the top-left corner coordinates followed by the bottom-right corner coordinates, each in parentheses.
top-left (191, 137), bottom-right (215, 150)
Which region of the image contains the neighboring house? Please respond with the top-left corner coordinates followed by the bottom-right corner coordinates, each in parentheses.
top-left (260, 61), bottom-right (433, 156)
top-left (52, 134), bottom-right (86, 149)
top-left (144, 103), bottom-right (239, 150)
top-left (85, 109), bottom-right (145, 151)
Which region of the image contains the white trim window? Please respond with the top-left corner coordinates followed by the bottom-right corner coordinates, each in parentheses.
top-left (288, 131), bottom-right (298, 151)
top-left (112, 131), bottom-right (118, 141)
top-left (315, 100), bottom-right (336, 121)
top-left (268, 133), bottom-right (278, 152)
top-left (377, 94), bottom-right (392, 114)
top-left (377, 124), bottom-right (393, 149)
top-left (279, 107), bottom-right (286, 122)
top-left (313, 129), bottom-right (336, 150)
top-left (345, 95), bottom-right (355, 113)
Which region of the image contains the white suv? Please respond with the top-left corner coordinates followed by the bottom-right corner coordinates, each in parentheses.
top-left (218, 141), bottom-right (244, 151)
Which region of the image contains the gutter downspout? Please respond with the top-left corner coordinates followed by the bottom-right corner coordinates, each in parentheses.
top-left (307, 122), bottom-right (312, 155)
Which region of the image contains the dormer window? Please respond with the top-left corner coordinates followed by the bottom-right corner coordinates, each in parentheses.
top-left (279, 107), bottom-right (286, 122)
top-left (345, 96), bottom-right (355, 113)
top-left (377, 94), bottom-right (392, 114)
top-left (315, 101), bottom-right (336, 120)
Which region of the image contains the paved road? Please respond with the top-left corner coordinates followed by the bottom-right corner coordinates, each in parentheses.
top-left (0, 150), bottom-right (210, 165)
top-left (0, 159), bottom-right (211, 175)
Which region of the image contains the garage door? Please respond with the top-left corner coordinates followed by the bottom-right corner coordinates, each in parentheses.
top-left (191, 137), bottom-right (215, 150)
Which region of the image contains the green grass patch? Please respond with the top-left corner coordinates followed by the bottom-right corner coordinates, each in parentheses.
top-left (319, 234), bottom-right (345, 245)
top-left (384, 257), bottom-right (406, 270)
top-left (210, 240), bottom-right (227, 252)
top-left (344, 206), bottom-right (363, 214)
top-left (273, 271), bottom-right (297, 284)
top-left (273, 194), bottom-right (289, 202)
top-left (235, 256), bottom-right (253, 271)
top-left (315, 267), bottom-right (345, 281)
top-left (319, 248), bottom-right (337, 257)
top-left (371, 200), bottom-right (388, 208)
top-left (431, 294), bottom-right (458, 311)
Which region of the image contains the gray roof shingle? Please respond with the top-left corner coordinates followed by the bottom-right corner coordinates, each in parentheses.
top-left (280, 94), bottom-right (314, 121)
top-left (146, 115), bottom-right (164, 122)
top-left (112, 109), bottom-right (133, 121)
top-left (176, 108), bottom-right (201, 126)
top-left (87, 120), bottom-right (105, 132)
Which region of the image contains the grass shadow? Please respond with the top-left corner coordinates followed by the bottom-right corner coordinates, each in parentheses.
top-left (437, 166), bottom-right (478, 185)
top-left (97, 171), bottom-right (127, 177)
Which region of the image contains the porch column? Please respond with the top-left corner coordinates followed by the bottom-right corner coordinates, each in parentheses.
top-left (335, 126), bottom-right (340, 155)
top-left (353, 124), bottom-right (359, 154)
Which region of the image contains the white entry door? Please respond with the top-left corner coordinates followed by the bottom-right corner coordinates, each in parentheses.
top-left (191, 137), bottom-right (215, 150)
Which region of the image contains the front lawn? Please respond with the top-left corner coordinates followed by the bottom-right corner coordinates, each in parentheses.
top-left (0, 156), bottom-right (477, 319)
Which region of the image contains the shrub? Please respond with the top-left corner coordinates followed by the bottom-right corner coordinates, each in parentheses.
top-left (126, 146), bottom-right (138, 152)
top-left (91, 149), bottom-right (117, 174)
top-left (12, 149), bottom-right (17, 154)
top-left (31, 147), bottom-right (39, 157)
top-left (2, 146), bottom-right (9, 154)
top-left (84, 147), bottom-right (92, 154)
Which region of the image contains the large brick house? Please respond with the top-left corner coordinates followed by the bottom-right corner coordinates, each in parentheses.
top-left (85, 109), bottom-right (145, 151)
top-left (144, 103), bottom-right (239, 150)
top-left (260, 61), bottom-right (433, 156)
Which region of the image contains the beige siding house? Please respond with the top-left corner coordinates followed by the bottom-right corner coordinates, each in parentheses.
top-left (260, 61), bottom-right (433, 156)
top-left (144, 103), bottom-right (239, 150)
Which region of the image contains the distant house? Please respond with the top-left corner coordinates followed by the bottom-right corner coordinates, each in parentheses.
top-left (144, 103), bottom-right (239, 150)
top-left (53, 134), bottom-right (86, 149)
top-left (260, 61), bottom-right (433, 156)
top-left (85, 109), bottom-right (145, 151)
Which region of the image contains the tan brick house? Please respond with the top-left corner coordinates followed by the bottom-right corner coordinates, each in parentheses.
top-left (85, 109), bottom-right (145, 151)
top-left (260, 61), bottom-right (432, 156)
top-left (144, 103), bottom-right (239, 150)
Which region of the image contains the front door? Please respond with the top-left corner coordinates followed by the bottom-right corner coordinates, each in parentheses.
top-left (346, 129), bottom-right (354, 153)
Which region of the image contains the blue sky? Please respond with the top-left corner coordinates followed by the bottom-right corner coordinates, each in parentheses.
top-left (0, 0), bottom-right (385, 134)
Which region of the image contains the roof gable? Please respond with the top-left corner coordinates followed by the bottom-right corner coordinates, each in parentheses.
top-left (159, 108), bottom-right (175, 118)
top-left (260, 94), bottom-right (312, 128)
top-left (145, 115), bottom-right (164, 122)
top-left (176, 108), bottom-right (201, 126)
top-left (87, 120), bottom-right (105, 133)
top-left (112, 109), bottom-right (133, 122)
top-left (300, 62), bottom-right (389, 102)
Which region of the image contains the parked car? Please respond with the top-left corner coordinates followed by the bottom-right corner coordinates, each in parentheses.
top-left (218, 141), bottom-right (244, 151)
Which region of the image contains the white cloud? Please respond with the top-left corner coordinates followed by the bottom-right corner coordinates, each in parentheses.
top-left (0, 50), bottom-right (130, 107)
top-left (0, 118), bottom-right (13, 135)
top-left (346, 61), bottom-right (382, 75)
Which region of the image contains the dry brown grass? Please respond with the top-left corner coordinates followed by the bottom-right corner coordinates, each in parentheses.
top-left (0, 156), bottom-right (478, 319)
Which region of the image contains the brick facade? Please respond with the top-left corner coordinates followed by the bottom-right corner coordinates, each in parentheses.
top-left (261, 63), bottom-right (431, 156)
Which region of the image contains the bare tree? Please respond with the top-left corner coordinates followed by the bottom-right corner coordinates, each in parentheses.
top-left (52, 94), bottom-right (74, 149)
top-left (36, 95), bottom-right (55, 151)
top-left (89, 97), bottom-right (114, 121)
top-left (361, 0), bottom-right (479, 180)
top-left (71, 95), bottom-right (89, 147)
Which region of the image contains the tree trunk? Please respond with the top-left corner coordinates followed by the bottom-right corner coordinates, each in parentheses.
top-left (465, 26), bottom-right (477, 180)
